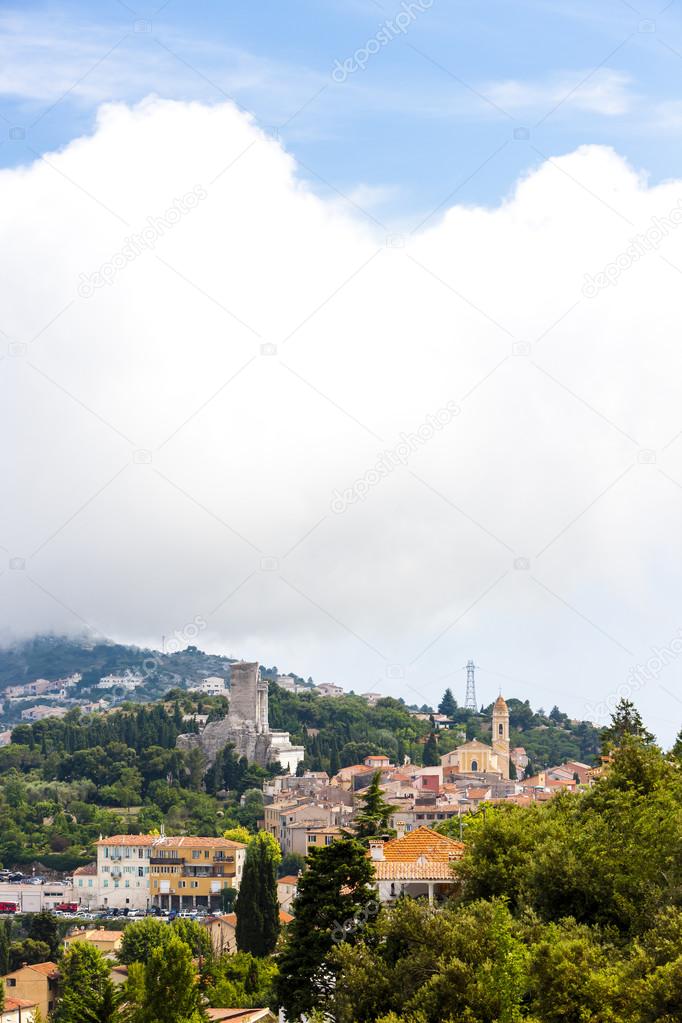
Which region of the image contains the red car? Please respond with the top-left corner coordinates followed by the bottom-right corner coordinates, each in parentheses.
top-left (0, 903), bottom-right (17, 913)
top-left (55, 903), bottom-right (78, 913)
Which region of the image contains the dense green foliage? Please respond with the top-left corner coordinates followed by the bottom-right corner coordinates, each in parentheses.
top-left (235, 832), bottom-right (281, 956)
top-left (54, 941), bottom-right (123, 1023)
top-left (119, 917), bottom-right (211, 965)
top-left (202, 950), bottom-right (277, 1009)
top-left (276, 837), bottom-right (378, 1019)
top-left (353, 771), bottom-right (398, 841)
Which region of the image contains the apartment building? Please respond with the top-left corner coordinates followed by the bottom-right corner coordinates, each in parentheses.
top-left (189, 677), bottom-right (226, 696)
top-left (149, 836), bottom-right (246, 911)
top-left (95, 835), bottom-right (156, 910)
top-left (270, 803), bottom-right (353, 855)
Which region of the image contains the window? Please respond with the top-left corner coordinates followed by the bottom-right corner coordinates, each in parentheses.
top-left (498, 724), bottom-right (503, 735)
top-left (471, 759), bottom-right (478, 771)
top-left (192, 850), bottom-right (200, 860)
top-left (191, 881), bottom-right (198, 889)
top-left (138, 867), bottom-right (144, 877)
top-left (7, 978), bottom-right (16, 988)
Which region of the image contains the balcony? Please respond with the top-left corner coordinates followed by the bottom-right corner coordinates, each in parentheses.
top-left (150, 856), bottom-right (185, 866)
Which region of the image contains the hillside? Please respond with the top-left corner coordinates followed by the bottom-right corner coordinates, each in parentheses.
top-left (0, 634), bottom-right (236, 690)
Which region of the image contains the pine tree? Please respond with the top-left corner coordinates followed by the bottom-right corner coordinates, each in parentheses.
top-left (276, 837), bottom-right (378, 1020)
top-left (136, 934), bottom-right (204, 1023)
top-left (601, 698), bottom-right (654, 752)
top-left (423, 731), bottom-right (440, 766)
top-left (353, 771), bottom-right (397, 841)
top-left (235, 832), bottom-right (281, 956)
top-left (28, 910), bottom-right (59, 958)
top-left (53, 942), bottom-right (123, 1023)
top-left (438, 688), bottom-right (457, 717)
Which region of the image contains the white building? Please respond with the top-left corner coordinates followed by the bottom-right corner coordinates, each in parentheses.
top-left (316, 682), bottom-right (345, 698)
top-left (98, 673), bottom-right (144, 691)
top-left (189, 677), bottom-right (227, 696)
top-left (269, 731), bottom-right (306, 774)
top-left (361, 692), bottom-right (384, 705)
top-left (274, 675), bottom-right (300, 693)
top-left (94, 835), bottom-right (156, 910)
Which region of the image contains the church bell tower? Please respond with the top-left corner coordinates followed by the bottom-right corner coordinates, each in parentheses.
top-left (492, 695), bottom-right (510, 780)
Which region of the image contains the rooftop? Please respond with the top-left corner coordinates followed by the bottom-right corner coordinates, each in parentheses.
top-left (374, 861), bottom-right (456, 880)
top-left (381, 826), bottom-right (464, 863)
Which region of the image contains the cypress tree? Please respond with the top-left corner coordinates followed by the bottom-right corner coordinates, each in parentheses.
top-left (235, 832), bottom-right (281, 956)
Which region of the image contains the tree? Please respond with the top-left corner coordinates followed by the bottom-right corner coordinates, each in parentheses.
top-left (9, 939), bottom-right (51, 971)
top-left (235, 832), bottom-right (281, 956)
top-left (422, 732), bottom-right (440, 767)
top-left (54, 942), bottom-right (122, 1023)
top-left (134, 934), bottom-right (204, 1023)
top-left (353, 772), bottom-right (397, 841)
top-left (276, 837), bottom-right (378, 1019)
top-left (223, 826), bottom-right (251, 844)
top-left (279, 852), bottom-right (305, 878)
top-left (28, 910), bottom-right (59, 958)
top-left (601, 698), bottom-right (654, 751)
top-left (0, 920), bottom-right (11, 976)
top-left (119, 917), bottom-right (210, 966)
top-left (119, 918), bottom-right (170, 965)
top-left (438, 688), bottom-right (457, 717)
top-left (203, 951), bottom-right (278, 1011)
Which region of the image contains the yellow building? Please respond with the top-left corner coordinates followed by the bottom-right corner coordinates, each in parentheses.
top-left (63, 928), bottom-right (124, 955)
top-left (440, 695), bottom-right (510, 780)
top-left (149, 836), bottom-right (246, 912)
top-left (3, 963), bottom-right (59, 1019)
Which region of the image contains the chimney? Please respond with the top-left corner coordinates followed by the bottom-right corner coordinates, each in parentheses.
top-left (368, 840), bottom-right (385, 861)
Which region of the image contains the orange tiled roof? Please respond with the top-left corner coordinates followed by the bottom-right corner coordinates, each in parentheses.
top-left (374, 861), bottom-right (456, 880)
top-left (6, 997), bottom-right (38, 1010)
top-left (95, 835), bottom-right (157, 846)
top-left (67, 929), bottom-right (124, 941)
top-left (279, 910), bottom-right (294, 924)
top-left (22, 962), bottom-right (59, 977)
top-left (277, 875), bottom-right (299, 885)
top-left (153, 836), bottom-right (246, 849)
top-left (381, 826), bottom-right (464, 862)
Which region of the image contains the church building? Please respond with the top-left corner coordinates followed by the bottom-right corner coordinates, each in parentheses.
top-left (440, 695), bottom-right (510, 779)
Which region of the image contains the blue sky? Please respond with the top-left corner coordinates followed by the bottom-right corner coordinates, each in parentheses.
top-left (2, 0), bottom-right (682, 225)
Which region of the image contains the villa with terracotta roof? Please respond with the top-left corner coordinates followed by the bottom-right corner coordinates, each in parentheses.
top-left (2, 962), bottom-right (59, 1018)
top-left (368, 825), bottom-right (464, 904)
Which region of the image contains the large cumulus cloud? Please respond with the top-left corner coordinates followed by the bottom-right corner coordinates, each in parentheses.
top-left (3, 97), bottom-right (682, 739)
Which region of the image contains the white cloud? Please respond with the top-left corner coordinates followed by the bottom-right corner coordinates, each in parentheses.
top-left (485, 69), bottom-right (635, 116)
top-left (2, 98), bottom-right (682, 740)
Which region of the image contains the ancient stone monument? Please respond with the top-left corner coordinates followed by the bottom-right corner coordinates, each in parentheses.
top-left (177, 661), bottom-right (304, 773)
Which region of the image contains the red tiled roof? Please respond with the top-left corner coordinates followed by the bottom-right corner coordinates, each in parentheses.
top-left (6, 997), bottom-right (38, 1010)
top-left (374, 861), bottom-right (456, 880)
top-left (277, 876), bottom-right (299, 885)
top-left (95, 835), bottom-right (157, 846)
top-left (381, 826), bottom-right (464, 862)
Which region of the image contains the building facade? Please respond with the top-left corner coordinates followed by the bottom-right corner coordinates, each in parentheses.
top-left (95, 835), bottom-right (156, 910)
top-left (148, 836), bottom-right (246, 911)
